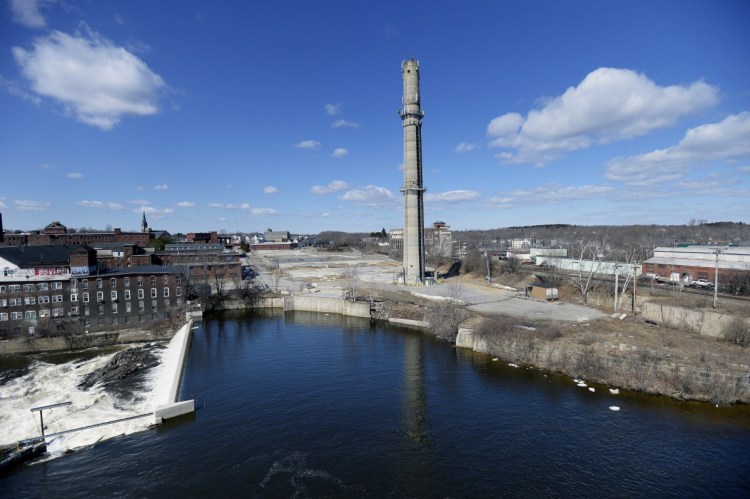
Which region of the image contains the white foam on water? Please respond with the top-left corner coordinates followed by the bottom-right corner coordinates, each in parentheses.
top-left (0, 343), bottom-right (173, 460)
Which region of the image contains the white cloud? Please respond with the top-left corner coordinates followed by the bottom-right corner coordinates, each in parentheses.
top-left (454, 142), bottom-right (477, 153)
top-left (331, 119), bottom-right (359, 128)
top-left (425, 190), bottom-right (480, 203)
top-left (0, 200), bottom-right (7, 209)
top-left (176, 201), bottom-right (195, 208)
top-left (310, 180), bottom-right (351, 194)
top-left (294, 139), bottom-right (321, 149)
top-left (738, 166), bottom-right (750, 172)
top-left (605, 112), bottom-right (750, 186)
top-left (263, 186), bottom-right (279, 194)
top-left (14, 199), bottom-right (50, 211)
top-left (76, 200), bottom-right (125, 210)
top-left (12, 29), bottom-right (166, 130)
top-left (9, 0), bottom-right (51, 28)
top-left (128, 199), bottom-right (151, 205)
top-left (487, 67), bottom-right (719, 165)
top-left (251, 208), bottom-right (279, 215)
top-left (340, 185), bottom-right (397, 206)
top-left (66, 172), bottom-right (83, 178)
top-left (489, 184), bottom-right (616, 205)
top-left (154, 184), bottom-right (168, 190)
top-left (140, 206), bottom-right (173, 217)
top-left (332, 148), bottom-right (348, 158)
top-left (325, 102), bottom-right (342, 115)
top-left (206, 202), bottom-right (250, 209)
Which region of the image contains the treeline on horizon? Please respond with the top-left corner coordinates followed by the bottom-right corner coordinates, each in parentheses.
top-left (317, 221), bottom-right (750, 249)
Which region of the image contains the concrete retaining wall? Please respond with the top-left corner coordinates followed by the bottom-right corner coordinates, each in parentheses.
top-left (388, 318), bottom-right (430, 329)
top-left (641, 302), bottom-right (749, 338)
top-left (165, 319), bottom-right (193, 405)
top-left (283, 296), bottom-right (371, 318)
top-left (153, 319), bottom-right (195, 423)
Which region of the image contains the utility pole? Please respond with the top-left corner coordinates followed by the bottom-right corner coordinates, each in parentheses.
top-left (713, 248), bottom-right (724, 309)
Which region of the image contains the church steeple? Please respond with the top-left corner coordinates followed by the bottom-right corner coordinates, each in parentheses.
top-left (141, 211), bottom-right (149, 233)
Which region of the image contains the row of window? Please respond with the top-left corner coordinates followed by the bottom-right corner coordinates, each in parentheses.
top-left (72, 275), bottom-right (180, 290)
top-left (81, 312), bottom-right (172, 326)
top-left (0, 298), bottom-right (183, 321)
top-left (71, 287), bottom-right (181, 302)
top-left (1, 287), bottom-right (184, 306)
top-left (0, 275), bottom-right (182, 294)
top-left (0, 283), bottom-right (64, 293)
top-left (0, 309), bottom-right (65, 320)
top-left (1, 296), bottom-right (64, 307)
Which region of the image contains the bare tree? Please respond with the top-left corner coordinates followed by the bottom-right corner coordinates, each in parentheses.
top-left (342, 267), bottom-right (360, 302)
top-left (570, 238), bottom-right (612, 303)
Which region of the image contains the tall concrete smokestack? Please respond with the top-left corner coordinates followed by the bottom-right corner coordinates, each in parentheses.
top-left (400, 58), bottom-right (426, 284)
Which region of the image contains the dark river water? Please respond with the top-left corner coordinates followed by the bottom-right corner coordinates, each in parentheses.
top-left (2, 311), bottom-right (750, 497)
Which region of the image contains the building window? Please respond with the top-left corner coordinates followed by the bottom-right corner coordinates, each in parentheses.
top-left (138, 315), bottom-right (144, 323)
top-left (70, 279), bottom-right (77, 289)
top-left (37, 282), bottom-right (49, 291)
top-left (83, 292), bottom-right (89, 303)
top-left (111, 290), bottom-right (118, 301)
top-left (23, 284), bottom-right (35, 292)
top-left (83, 319), bottom-right (90, 326)
top-left (151, 288), bottom-right (157, 298)
top-left (52, 308), bottom-right (64, 318)
top-left (124, 290), bottom-right (130, 300)
top-left (24, 296), bottom-right (37, 305)
top-left (0, 285), bottom-right (5, 293)
top-left (98, 318), bottom-right (105, 326)
top-left (139, 301), bottom-right (145, 312)
top-left (124, 277), bottom-right (130, 287)
top-left (9, 285), bottom-right (21, 292)
top-left (71, 293), bottom-right (78, 302)
top-left (137, 276), bottom-right (144, 286)
top-left (38, 296), bottom-right (50, 304)
top-left (52, 282), bottom-right (63, 290)
top-left (112, 317), bottom-right (118, 325)
top-left (52, 295), bottom-right (63, 303)
top-left (70, 306), bottom-right (79, 315)
top-left (150, 276), bottom-right (156, 285)
top-left (112, 302), bottom-right (118, 314)
top-left (163, 287), bottom-right (169, 297)
top-left (176, 275), bottom-right (182, 284)
top-left (96, 278), bottom-right (103, 289)
top-left (39, 309), bottom-right (50, 318)
top-left (0, 313), bottom-right (8, 321)
top-left (163, 275), bottom-right (169, 285)
top-left (84, 306), bottom-right (90, 316)
top-left (0, 299), bottom-right (6, 307)
top-left (25, 310), bottom-right (37, 319)
top-left (98, 305), bottom-right (104, 315)
top-left (176, 287), bottom-right (182, 297)
top-left (11, 312), bottom-right (23, 320)
top-left (126, 302), bottom-right (132, 313)
top-left (96, 291), bottom-right (104, 302)
top-left (138, 289), bottom-right (144, 299)
top-left (152, 299), bottom-right (158, 310)
top-left (110, 278), bottom-right (117, 287)
top-left (9, 298), bottom-right (21, 306)
top-left (82, 280), bottom-right (89, 290)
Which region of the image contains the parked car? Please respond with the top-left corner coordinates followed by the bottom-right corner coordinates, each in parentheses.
top-left (691, 278), bottom-right (713, 288)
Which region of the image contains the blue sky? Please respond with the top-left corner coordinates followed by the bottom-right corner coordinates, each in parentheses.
top-left (1, 0), bottom-right (749, 235)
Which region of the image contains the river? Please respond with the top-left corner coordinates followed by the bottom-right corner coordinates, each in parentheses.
top-left (2, 311), bottom-right (749, 497)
